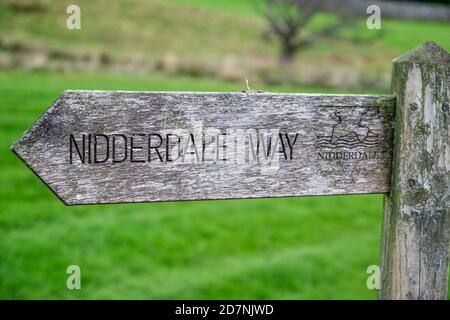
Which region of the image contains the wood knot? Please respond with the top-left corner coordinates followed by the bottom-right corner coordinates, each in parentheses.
top-left (407, 178), bottom-right (416, 187)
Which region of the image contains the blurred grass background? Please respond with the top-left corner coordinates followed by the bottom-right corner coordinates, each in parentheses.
top-left (0, 0), bottom-right (449, 299)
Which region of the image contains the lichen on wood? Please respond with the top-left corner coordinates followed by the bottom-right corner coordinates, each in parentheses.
top-left (380, 41), bottom-right (450, 300)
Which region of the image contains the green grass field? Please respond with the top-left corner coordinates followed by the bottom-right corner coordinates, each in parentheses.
top-left (0, 70), bottom-right (389, 299)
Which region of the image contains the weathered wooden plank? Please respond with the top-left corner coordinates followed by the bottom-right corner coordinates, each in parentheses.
top-left (380, 41), bottom-right (450, 299)
top-left (11, 91), bottom-right (395, 205)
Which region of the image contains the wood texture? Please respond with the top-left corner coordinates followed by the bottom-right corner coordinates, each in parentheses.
top-left (380, 41), bottom-right (450, 299)
top-left (12, 91), bottom-right (395, 205)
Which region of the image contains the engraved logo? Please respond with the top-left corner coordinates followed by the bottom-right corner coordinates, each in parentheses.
top-left (316, 110), bottom-right (379, 149)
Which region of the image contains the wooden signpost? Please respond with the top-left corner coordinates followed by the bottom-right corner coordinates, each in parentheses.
top-left (11, 41), bottom-right (449, 299)
top-left (11, 92), bottom-right (395, 204)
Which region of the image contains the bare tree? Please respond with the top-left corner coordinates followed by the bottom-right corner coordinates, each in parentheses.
top-left (261, 0), bottom-right (356, 63)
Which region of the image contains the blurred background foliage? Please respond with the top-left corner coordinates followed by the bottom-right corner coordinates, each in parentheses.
top-left (1, 0), bottom-right (449, 89)
top-left (0, 0), bottom-right (449, 299)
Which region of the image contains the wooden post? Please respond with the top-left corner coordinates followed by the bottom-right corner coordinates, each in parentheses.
top-left (380, 41), bottom-right (450, 299)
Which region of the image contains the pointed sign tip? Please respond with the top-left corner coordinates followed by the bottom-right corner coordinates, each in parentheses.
top-left (394, 41), bottom-right (450, 64)
top-left (11, 139), bottom-right (71, 207)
